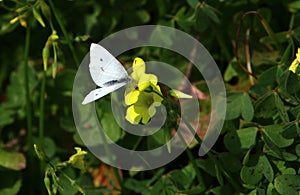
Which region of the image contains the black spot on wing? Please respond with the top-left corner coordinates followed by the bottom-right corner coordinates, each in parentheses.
top-left (103, 80), bottom-right (118, 86)
top-left (102, 77), bottom-right (130, 87)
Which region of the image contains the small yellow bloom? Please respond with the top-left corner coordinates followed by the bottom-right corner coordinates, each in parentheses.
top-left (126, 91), bottom-right (163, 124)
top-left (125, 58), bottom-right (163, 124)
top-left (289, 48), bottom-right (300, 74)
top-left (19, 17), bottom-right (27, 27)
top-left (68, 147), bottom-right (87, 172)
top-left (131, 57), bottom-right (146, 80)
top-left (9, 17), bottom-right (19, 24)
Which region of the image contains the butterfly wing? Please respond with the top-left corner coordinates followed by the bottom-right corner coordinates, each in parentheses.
top-left (89, 43), bottom-right (128, 87)
top-left (82, 82), bottom-right (127, 105)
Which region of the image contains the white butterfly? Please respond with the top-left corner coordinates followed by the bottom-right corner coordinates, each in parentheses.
top-left (82, 43), bottom-right (131, 105)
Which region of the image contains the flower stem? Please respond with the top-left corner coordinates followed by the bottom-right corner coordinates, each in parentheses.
top-left (24, 20), bottom-right (35, 195)
top-left (48, 0), bottom-right (80, 68)
top-left (181, 115), bottom-right (202, 145)
top-left (24, 22), bottom-right (32, 150)
top-left (177, 129), bottom-right (204, 187)
top-left (39, 70), bottom-right (46, 143)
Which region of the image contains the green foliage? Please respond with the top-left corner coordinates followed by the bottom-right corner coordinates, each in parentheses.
top-left (0, 0), bottom-right (300, 194)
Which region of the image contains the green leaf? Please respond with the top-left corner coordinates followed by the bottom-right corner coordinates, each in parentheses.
top-left (282, 168), bottom-right (296, 175)
top-left (0, 108), bottom-right (14, 126)
top-left (34, 137), bottom-right (56, 159)
top-left (0, 147), bottom-right (26, 171)
top-left (254, 92), bottom-right (277, 119)
top-left (224, 62), bottom-right (238, 82)
top-left (263, 135), bottom-right (284, 159)
top-left (224, 127), bottom-right (258, 152)
top-left (55, 70), bottom-right (76, 92)
top-left (241, 93), bottom-right (254, 121)
top-left (187, 0), bottom-right (199, 9)
top-left (73, 131), bottom-right (85, 146)
top-left (288, 1), bottom-right (300, 10)
top-left (39, 0), bottom-right (52, 21)
top-left (169, 170), bottom-right (190, 190)
top-left (136, 10), bottom-right (151, 23)
top-left (259, 155), bottom-right (274, 182)
top-left (249, 188), bottom-right (265, 195)
top-left (151, 177), bottom-right (179, 195)
top-left (260, 31), bottom-right (288, 44)
top-left (124, 179), bottom-right (151, 193)
top-left (196, 158), bottom-right (216, 176)
top-left (262, 124), bottom-right (294, 148)
top-left (296, 144), bottom-right (300, 157)
top-left (175, 7), bottom-right (193, 31)
top-left (150, 25), bottom-right (176, 46)
top-left (60, 117), bottom-right (77, 133)
top-left (278, 69), bottom-right (300, 102)
top-left (195, 8), bottom-right (209, 32)
top-left (240, 165), bottom-right (263, 185)
top-left (181, 164), bottom-right (196, 188)
top-left (148, 128), bottom-right (170, 149)
top-left (0, 172), bottom-right (22, 195)
top-left (123, 9), bottom-right (150, 26)
top-left (226, 92), bottom-right (254, 121)
top-left (202, 4), bottom-right (220, 24)
top-left (281, 41), bottom-right (294, 65)
top-left (33, 7), bottom-right (46, 27)
top-left (274, 175), bottom-right (300, 195)
top-left (43, 137), bottom-right (56, 158)
top-left (281, 151), bottom-right (298, 161)
top-left (57, 168), bottom-right (79, 195)
top-left (257, 66), bottom-right (278, 87)
top-left (6, 64), bottom-right (38, 108)
top-left (274, 92), bottom-right (289, 122)
top-left (125, 168), bottom-right (164, 193)
top-left (267, 183), bottom-right (280, 195)
top-left (100, 108), bottom-right (123, 143)
top-left (209, 185), bottom-right (234, 195)
top-left (0, 13), bottom-right (19, 35)
top-left (218, 152), bottom-right (242, 173)
top-left (215, 163), bottom-right (224, 185)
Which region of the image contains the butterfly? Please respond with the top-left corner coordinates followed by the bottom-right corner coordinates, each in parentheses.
top-left (82, 43), bottom-right (131, 105)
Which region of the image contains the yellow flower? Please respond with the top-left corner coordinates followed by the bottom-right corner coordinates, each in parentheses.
top-left (289, 48), bottom-right (300, 74)
top-left (125, 58), bottom-right (163, 124)
top-left (126, 90), bottom-right (163, 124)
top-left (68, 147), bottom-right (87, 172)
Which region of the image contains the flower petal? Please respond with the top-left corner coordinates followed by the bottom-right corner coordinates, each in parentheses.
top-left (289, 48), bottom-right (300, 73)
top-left (289, 58), bottom-right (299, 73)
top-left (131, 57), bottom-right (146, 80)
top-left (125, 89), bottom-right (140, 105)
top-left (138, 74), bottom-right (158, 91)
top-left (125, 105), bottom-right (141, 124)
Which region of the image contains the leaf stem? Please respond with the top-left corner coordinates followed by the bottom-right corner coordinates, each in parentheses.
top-left (24, 21), bottom-right (32, 150)
top-left (113, 167), bottom-right (124, 191)
top-left (177, 129), bottom-right (204, 187)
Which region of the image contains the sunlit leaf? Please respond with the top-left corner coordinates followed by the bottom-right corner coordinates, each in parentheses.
top-left (0, 147), bottom-right (26, 171)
